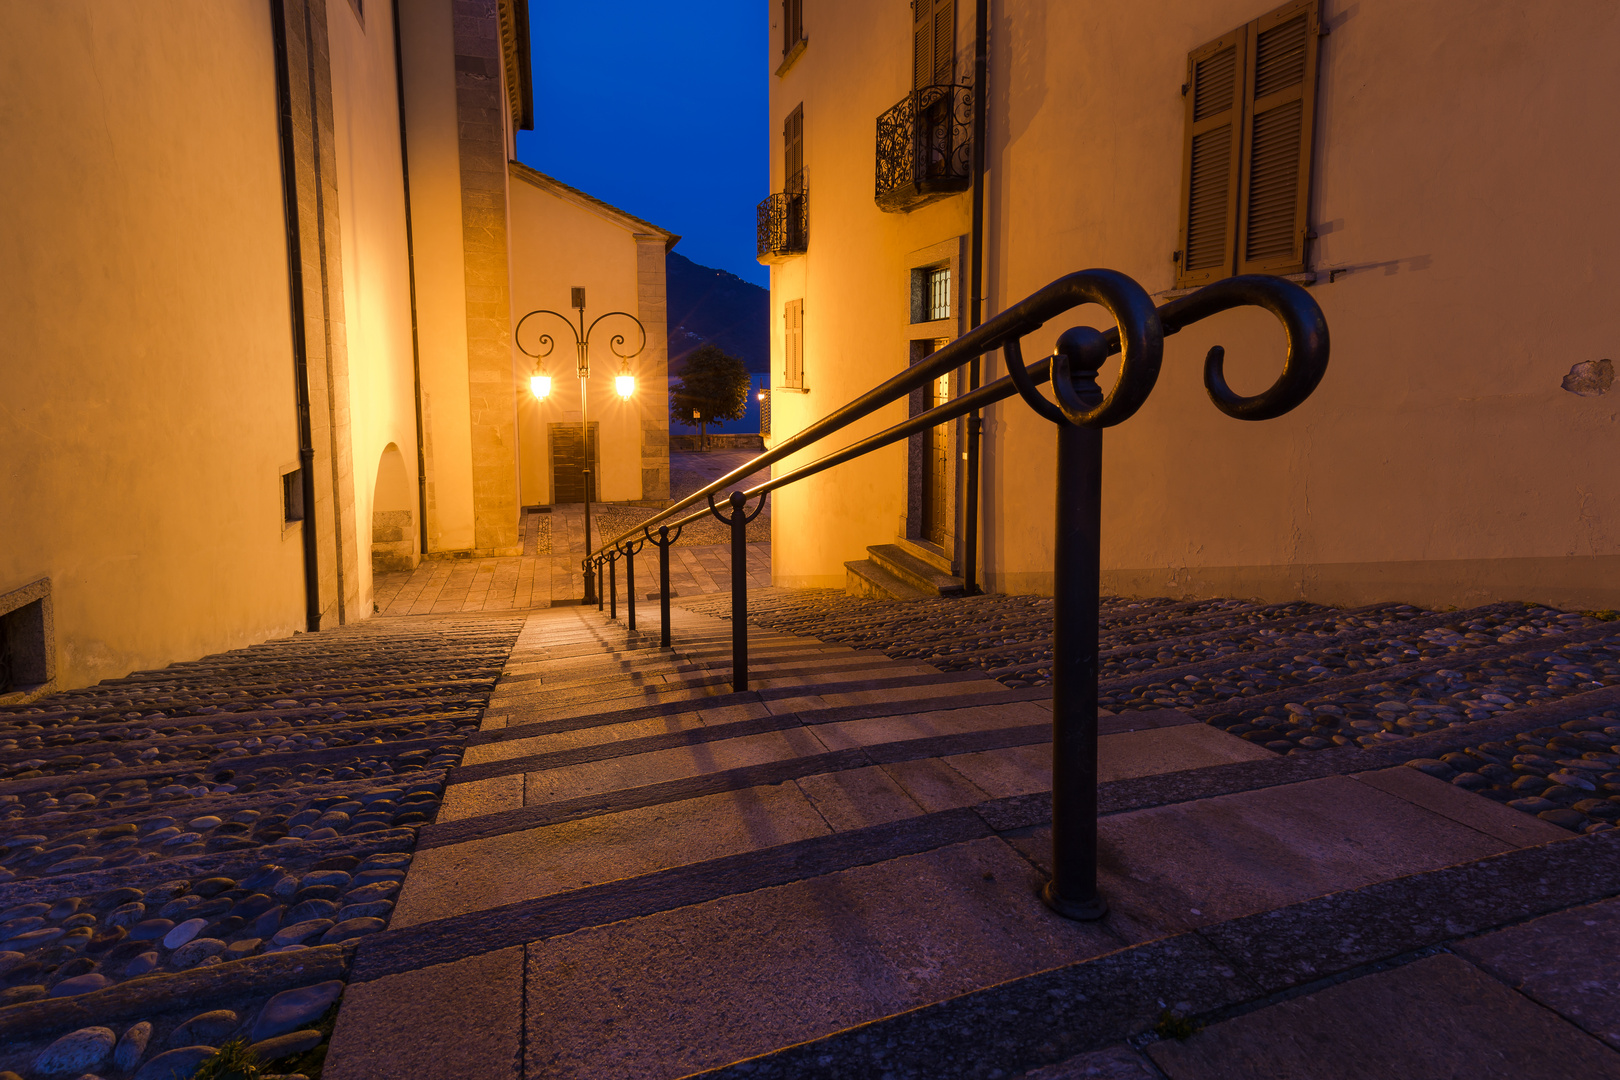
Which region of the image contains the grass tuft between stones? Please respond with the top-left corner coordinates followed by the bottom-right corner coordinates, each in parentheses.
top-left (1151, 1008), bottom-right (1203, 1041)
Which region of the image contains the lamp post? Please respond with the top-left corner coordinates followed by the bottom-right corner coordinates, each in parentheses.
top-left (516, 287), bottom-right (646, 605)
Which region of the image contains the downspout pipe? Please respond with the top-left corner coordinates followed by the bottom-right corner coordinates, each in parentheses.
top-left (391, 0), bottom-right (431, 558)
top-left (963, 0), bottom-right (989, 595)
top-left (270, 0), bottom-right (322, 632)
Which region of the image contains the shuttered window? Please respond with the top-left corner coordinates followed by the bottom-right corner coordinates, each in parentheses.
top-left (784, 104), bottom-right (804, 192)
top-left (1175, 0), bottom-right (1319, 288)
top-left (782, 0), bottom-right (802, 56)
top-left (784, 299), bottom-right (804, 389)
top-left (913, 0), bottom-right (955, 89)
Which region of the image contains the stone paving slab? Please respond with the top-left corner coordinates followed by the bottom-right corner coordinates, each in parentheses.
top-left (1011, 774), bottom-right (1521, 938)
top-left (1454, 895), bottom-right (1620, 1050)
top-left (522, 838), bottom-right (1121, 1080)
top-left (1145, 953), bottom-right (1620, 1079)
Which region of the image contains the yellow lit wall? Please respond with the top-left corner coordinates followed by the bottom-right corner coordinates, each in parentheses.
top-left (767, 0), bottom-right (1620, 609)
top-left (0, 2), bottom-right (305, 687)
top-left (328, 0), bottom-right (424, 601)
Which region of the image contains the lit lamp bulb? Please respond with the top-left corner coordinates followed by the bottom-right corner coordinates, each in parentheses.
top-left (529, 372), bottom-right (552, 399)
top-left (614, 362), bottom-right (635, 399)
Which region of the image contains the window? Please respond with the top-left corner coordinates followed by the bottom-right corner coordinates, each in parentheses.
top-left (913, 0), bottom-right (956, 88)
top-left (0, 578), bottom-right (52, 700)
top-left (283, 468), bottom-right (305, 523)
top-left (1175, 0), bottom-right (1319, 289)
top-left (784, 104), bottom-right (804, 193)
top-left (783, 299), bottom-right (804, 389)
top-left (782, 0), bottom-right (802, 56)
top-left (926, 267), bottom-right (951, 321)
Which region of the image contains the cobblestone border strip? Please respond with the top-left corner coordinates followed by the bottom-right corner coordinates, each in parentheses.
top-left (1092, 602), bottom-right (1529, 700)
top-left (1184, 621), bottom-right (1620, 723)
top-left (0, 829), bottom-right (416, 910)
top-left (0, 942), bottom-right (352, 1044)
top-left (687, 831), bottom-right (1620, 1080)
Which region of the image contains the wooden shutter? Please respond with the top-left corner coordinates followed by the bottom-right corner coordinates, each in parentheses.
top-left (784, 299), bottom-right (804, 388)
top-left (1175, 28), bottom-right (1245, 289)
top-left (914, 0), bottom-right (954, 88)
top-left (1237, 0), bottom-right (1319, 275)
top-left (783, 104), bottom-right (804, 191)
top-left (782, 0), bottom-right (802, 55)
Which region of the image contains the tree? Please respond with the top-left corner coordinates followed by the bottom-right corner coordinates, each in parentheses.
top-left (670, 343), bottom-right (750, 450)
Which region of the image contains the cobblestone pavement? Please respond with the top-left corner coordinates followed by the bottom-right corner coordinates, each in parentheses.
top-left (0, 614), bottom-right (520, 1079)
top-left (678, 588), bottom-right (1620, 834)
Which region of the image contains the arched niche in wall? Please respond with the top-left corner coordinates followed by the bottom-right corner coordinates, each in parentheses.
top-left (371, 443), bottom-right (418, 573)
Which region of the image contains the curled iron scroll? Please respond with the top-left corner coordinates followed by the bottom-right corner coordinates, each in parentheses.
top-left (1158, 275), bottom-right (1330, 422)
top-left (643, 523), bottom-right (684, 547)
top-left (617, 538), bottom-right (646, 558)
top-left (1001, 269), bottom-right (1163, 429)
top-left (707, 490), bottom-right (768, 526)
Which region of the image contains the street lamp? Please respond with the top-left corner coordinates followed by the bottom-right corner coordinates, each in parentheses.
top-left (515, 287), bottom-right (646, 604)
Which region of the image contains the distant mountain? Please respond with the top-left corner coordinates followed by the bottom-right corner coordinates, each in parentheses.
top-left (667, 251), bottom-right (769, 374)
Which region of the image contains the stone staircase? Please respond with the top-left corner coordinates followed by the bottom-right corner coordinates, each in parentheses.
top-left (844, 538), bottom-right (965, 601)
top-left (319, 598), bottom-right (1620, 1079)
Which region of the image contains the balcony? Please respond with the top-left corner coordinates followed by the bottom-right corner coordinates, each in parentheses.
top-left (874, 83), bottom-right (973, 213)
top-left (756, 173), bottom-right (808, 264)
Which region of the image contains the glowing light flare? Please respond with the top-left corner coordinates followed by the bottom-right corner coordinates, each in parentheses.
top-left (615, 374), bottom-right (636, 398)
top-left (529, 373), bottom-right (552, 400)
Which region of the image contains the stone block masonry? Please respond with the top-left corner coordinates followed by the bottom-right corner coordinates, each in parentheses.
top-left (453, 0), bottom-right (520, 556)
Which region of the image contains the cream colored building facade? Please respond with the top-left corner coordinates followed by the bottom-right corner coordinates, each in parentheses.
top-left (0, 0), bottom-right (667, 697)
top-left (508, 164), bottom-right (677, 509)
top-left (762, 0), bottom-right (1620, 611)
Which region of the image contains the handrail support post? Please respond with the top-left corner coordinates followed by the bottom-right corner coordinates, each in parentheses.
top-left (1041, 421), bottom-right (1108, 921)
top-left (729, 491), bottom-right (748, 691)
top-left (659, 527), bottom-right (674, 649)
top-left (625, 544), bottom-right (636, 632)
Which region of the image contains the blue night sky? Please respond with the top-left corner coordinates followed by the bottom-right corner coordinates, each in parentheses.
top-left (515, 1), bottom-right (769, 287)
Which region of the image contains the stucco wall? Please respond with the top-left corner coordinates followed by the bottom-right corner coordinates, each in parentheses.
top-left (507, 172), bottom-right (665, 506)
top-left (0, 2), bottom-right (305, 688)
top-left (767, 0), bottom-right (1620, 609)
top-left (328, 0), bottom-right (423, 601)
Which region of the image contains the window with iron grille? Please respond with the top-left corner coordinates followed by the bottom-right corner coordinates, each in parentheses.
top-left (1175, 0), bottom-right (1319, 288)
top-left (926, 267), bottom-right (951, 321)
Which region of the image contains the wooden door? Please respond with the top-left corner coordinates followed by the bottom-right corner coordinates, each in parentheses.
top-left (549, 422), bottom-right (599, 503)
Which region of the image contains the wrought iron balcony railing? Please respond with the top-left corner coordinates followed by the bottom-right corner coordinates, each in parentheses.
top-left (756, 172), bottom-right (808, 264)
top-left (875, 83), bottom-right (973, 213)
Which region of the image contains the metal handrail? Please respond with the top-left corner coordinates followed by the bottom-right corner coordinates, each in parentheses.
top-left (580, 269), bottom-right (1330, 922)
top-left (592, 272), bottom-right (1325, 560)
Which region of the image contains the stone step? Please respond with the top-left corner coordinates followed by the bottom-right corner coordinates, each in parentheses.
top-left (844, 558), bottom-right (932, 602)
top-left (868, 542), bottom-right (965, 596)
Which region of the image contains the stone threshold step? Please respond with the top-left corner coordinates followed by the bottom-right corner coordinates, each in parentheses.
top-left (691, 829), bottom-right (1620, 1080)
top-left (453, 693), bottom-right (1057, 783)
top-left (420, 723), bottom-right (1050, 850)
top-left (473, 669), bottom-right (998, 738)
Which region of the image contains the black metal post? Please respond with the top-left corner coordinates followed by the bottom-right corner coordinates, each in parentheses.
top-left (658, 526), bottom-right (673, 648)
top-left (623, 544), bottom-right (636, 632)
top-left (583, 555), bottom-right (598, 606)
top-left (608, 553), bottom-right (618, 621)
top-left (729, 491), bottom-right (747, 690)
top-left (596, 558), bottom-right (604, 612)
top-left (1041, 420), bottom-right (1107, 921)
